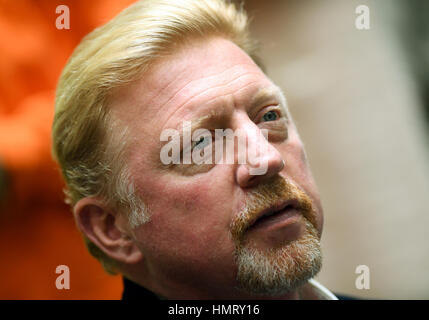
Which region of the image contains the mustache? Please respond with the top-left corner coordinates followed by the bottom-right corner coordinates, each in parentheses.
top-left (230, 175), bottom-right (316, 242)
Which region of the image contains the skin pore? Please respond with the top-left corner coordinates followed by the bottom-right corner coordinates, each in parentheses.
top-left (78, 36), bottom-right (324, 299)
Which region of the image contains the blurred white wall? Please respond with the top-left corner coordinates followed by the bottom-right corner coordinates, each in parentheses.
top-left (245, 0), bottom-right (429, 299)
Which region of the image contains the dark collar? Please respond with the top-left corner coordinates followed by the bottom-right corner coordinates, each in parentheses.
top-left (122, 276), bottom-right (358, 300)
top-left (122, 277), bottom-right (160, 300)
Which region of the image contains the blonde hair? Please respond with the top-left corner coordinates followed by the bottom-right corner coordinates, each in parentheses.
top-left (52, 0), bottom-right (259, 274)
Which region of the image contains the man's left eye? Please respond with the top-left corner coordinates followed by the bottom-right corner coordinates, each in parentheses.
top-left (262, 110), bottom-right (279, 122)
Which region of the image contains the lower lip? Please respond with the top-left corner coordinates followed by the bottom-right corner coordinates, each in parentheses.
top-left (248, 207), bottom-right (301, 232)
top-left (245, 207), bottom-right (303, 245)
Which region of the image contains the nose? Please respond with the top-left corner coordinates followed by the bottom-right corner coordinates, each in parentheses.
top-left (235, 123), bottom-right (285, 188)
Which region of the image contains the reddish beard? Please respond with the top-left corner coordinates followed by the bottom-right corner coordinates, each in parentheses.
top-left (230, 174), bottom-right (322, 297)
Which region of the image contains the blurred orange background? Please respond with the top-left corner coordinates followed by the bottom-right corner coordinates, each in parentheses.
top-left (0, 0), bottom-right (136, 300)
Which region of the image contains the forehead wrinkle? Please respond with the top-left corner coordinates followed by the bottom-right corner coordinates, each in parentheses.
top-left (184, 79), bottom-right (261, 130)
top-left (169, 79), bottom-right (268, 136)
top-left (149, 63), bottom-right (256, 120)
top-left (179, 73), bottom-right (262, 115)
top-left (158, 63), bottom-right (259, 117)
top-left (197, 79), bottom-right (261, 111)
top-left (161, 70), bottom-right (263, 131)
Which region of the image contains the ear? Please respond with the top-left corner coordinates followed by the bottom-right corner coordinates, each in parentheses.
top-left (73, 197), bottom-right (143, 265)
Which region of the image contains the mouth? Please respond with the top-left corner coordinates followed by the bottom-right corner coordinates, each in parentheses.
top-left (247, 199), bottom-right (301, 231)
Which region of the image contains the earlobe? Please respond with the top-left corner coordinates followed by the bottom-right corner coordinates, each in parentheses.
top-left (73, 197), bottom-right (143, 265)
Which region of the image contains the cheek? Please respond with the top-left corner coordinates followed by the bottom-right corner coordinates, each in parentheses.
top-left (137, 168), bottom-right (207, 205)
top-left (167, 182), bottom-right (211, 213)
top-left (281, 131), bottom-right (311, 181)
top-left (131, 175), bottom-right (239, 284)
top-left (137, 164), bottom-right (238, 225)
top-left (138, 175), bottom-right (214, 230)
top-left (133, 171), bottom-right (235, 256)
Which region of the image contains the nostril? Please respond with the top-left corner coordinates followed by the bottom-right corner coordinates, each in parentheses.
top-left (243, 175), bottom-right (260, 188)
top-left (248, 175), bottom-right (258, 183)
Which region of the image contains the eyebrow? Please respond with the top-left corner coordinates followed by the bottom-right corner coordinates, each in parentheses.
top-left (248, 85), bottom-right (288, 119)
top-left (186, 105), bottom-right (232, 132)
top-left (187, 85), bottom-right (287, 129)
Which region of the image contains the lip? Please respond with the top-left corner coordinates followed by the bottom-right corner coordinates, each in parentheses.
top-left (247, 199), bottom-right (300, 231)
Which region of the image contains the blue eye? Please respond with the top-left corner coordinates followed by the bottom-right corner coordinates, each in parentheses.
top-left (262, 110), bottom-right (278, 122)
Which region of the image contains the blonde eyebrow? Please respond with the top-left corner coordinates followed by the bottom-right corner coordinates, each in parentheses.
top-left (171, 85), bottom-right (288, 137)
top-left (189, 105), bottom-right (232, 130)
top-left (250, 87), bottom-right (277, 107)
top-left (248, 85), bottom-right (289, 118)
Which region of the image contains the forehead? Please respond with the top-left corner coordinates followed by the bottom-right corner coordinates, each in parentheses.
top-left (110, 37), bottom-right (273, 131)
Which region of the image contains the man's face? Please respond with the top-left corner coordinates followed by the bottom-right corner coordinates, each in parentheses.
top-left (111, 37), bottom-right (324, 299)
